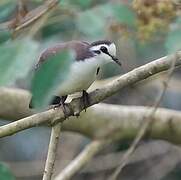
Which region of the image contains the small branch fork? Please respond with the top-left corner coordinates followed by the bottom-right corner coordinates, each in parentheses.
top-left (108, 53), bottom-right (178, 180)
top-left (45, 53), bottom-right (180, 180)
top-left (0, 52), bottom-right (180, 138)
top-left (0, 0), bottom-right (59, 33)
top-left (0, 52), bottom-right (180, 180)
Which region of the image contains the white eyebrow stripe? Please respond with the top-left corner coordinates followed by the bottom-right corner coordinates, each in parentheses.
top-left (108, 43), bottom-right (116, 56)
top-left (90, 44), bottom-right (109, 51)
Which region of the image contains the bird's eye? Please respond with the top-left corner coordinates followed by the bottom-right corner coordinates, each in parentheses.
top-left (100, 46), bottom-right (108, 53)
top-left (93, 50), bottom-right (101, 54)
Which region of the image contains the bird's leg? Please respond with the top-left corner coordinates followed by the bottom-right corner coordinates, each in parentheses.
top-left (52, 95), bottom-right (68, 118)
top-left (51, 96), bottom-right (61, 105)
top-left (82, 90), bottom-right (90, 112)
top-left (29, 98), bottom-right (33, 109)
top-left (61, 95), bottom-right (68, 116)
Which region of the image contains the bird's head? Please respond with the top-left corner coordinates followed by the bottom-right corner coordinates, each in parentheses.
top-left (89, 40), bottom-right (121, 66)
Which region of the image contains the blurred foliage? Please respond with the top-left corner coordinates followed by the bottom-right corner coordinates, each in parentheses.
top-left (0, 0), bottom-right (181, 179)
top-left (0, 1), bottom-right (16, 22)
top-left (31, 50), bottom-right (74, 109)
top-left (61, 0), bottom-right (93, 9)
top-left (0, 0), bottom-right (180, 108)
top-left (76, 3), bottom-right (135, 38)
top-left (0, 38), bottom-right (39, 86)
top-left (163, 165), bottom-right (181, 180)
top-left (132, 0), bottom-right (177, 41)
top-left (0, 163), bottom-right (15, 180)
top-left (165, 18), bottom-right (181, 53)
top-left (166, 28), bottom-right (181, 53)
top-left (110, 4), bottom-right (135, 27)
top-left (0, 30), bottom-right (11, 43)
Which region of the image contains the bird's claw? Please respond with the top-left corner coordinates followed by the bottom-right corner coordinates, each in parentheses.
top-left (82, 90), bottom-right (90, 112)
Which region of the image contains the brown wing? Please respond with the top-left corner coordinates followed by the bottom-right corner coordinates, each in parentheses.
top-left (35, 41), bottom-right (94, 69)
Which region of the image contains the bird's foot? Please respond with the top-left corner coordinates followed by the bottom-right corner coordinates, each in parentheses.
top-left (53, 102), bottom-right (69, 119)
top-left (52, 96), bottom-right (69, 118)
top-left (82, 90), bottom-right (90, 112)
top-left (74, 111), bottom-right (80, 117)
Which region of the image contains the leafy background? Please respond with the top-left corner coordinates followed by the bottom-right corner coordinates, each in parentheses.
top-left (0, 0), bottom-right (181, 179)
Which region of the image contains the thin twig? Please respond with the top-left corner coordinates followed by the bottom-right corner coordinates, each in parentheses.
top-left (17, 0), bottom-right (28, 18)
top-left (108, 53), bottom-right (178, 180)
top-left (43, 122), bottom-right (62, 180)
top-left (0, 0), bottom-right (58, 33)
top-left (54, 140), bottom-right (109, 180)
top-left (14, 0), bottom-right (58, 31)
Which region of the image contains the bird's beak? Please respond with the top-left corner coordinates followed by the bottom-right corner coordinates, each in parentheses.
top-left (108, 53), bottom-right (121, 67)
top-left (112, 56), bottom-right (122, 66)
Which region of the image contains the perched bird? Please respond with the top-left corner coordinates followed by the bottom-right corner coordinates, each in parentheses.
top-left (29, 40), bottom-right (121, 112)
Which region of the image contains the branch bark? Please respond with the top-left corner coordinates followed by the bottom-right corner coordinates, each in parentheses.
top-left (0, 52), bottom-right (181, 142)
top-left (1, 102), bottom-right (181, 144)
top-left (109, 51), bottom-right (178, 180)
top-left (43, 123), bottom-right (62, 180)
top-left (54, 140), bottom-right (108, 180)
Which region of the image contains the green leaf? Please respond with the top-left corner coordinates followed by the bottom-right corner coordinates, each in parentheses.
top-left (76, 3), bottom-right (136, 38)
top-left (74, 0), bottom-right (92, 9)
top-left (61, 0), bottom-right (92, 9)
top-left (110, 4), bottom-right (136, 27)
top-left (76, 3), bottom-right (114, 38)
top-left (0, 1), bottom-right (16, 21)
top-left (0, 162), bottom-right (15, 180)
top-left (0, 38), bottom-right (39, 86)
top-left (76, 10), bottom-right (106, 38)
top-left (165, 21), bottom-right (181, 53)
top-left (76, 4), bottom-right (112, 38)
top-left (31, 50), bottom-right (74, 109)
top-left (0, 30), bottom-right (11, 43)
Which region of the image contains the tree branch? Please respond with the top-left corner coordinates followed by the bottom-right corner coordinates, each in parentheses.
top-left (54, 140), bottom-right (108, 180)
top-left (108, 52), bottom-right (178, 180)
top-left (0, 0), bottom-right (58, 32)
top-left (0, 52), bottom-right (181, 139)
top-left (43, 123), bottom-right (62, 180)
top-left (1, 103), bottom-right (181, 144)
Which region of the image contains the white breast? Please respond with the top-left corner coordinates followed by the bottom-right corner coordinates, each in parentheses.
top-left (58, 58), bottom-right (99, 96)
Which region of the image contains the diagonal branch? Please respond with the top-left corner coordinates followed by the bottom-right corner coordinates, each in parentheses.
top-left (0, 0), bottom-right (59, 32)
top-left (0, 52), bottom-right (181, 138)
top-left (54, 140), bottom-right (109, 180)
top-left (108, 53), bottom-right (178, 180)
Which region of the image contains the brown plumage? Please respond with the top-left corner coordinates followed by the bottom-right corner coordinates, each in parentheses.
top-left (29, 40), bottom-right (118, 109)
top-left (35, 40), bottom-right (113, 69)
top-left (90, 40), bottom-right (112, 46)
top-left (36, 41), bottom-right (93, 69)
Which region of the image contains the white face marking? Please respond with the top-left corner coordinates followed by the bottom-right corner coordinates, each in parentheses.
top-left (89, 43), bottom-right (117, 64)
top-left (108, 43), bottom-right (116, 56)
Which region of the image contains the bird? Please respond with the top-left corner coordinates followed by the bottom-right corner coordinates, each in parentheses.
top-left (29, 40), bottom-right (121, 114)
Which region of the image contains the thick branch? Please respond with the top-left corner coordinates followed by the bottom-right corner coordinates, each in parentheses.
top-left (109, 53), bottom-right (177, 180)
top-left (0, 52), bottom-right (181, 139)
top-left (1, 103), bottom-right (181, 145)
